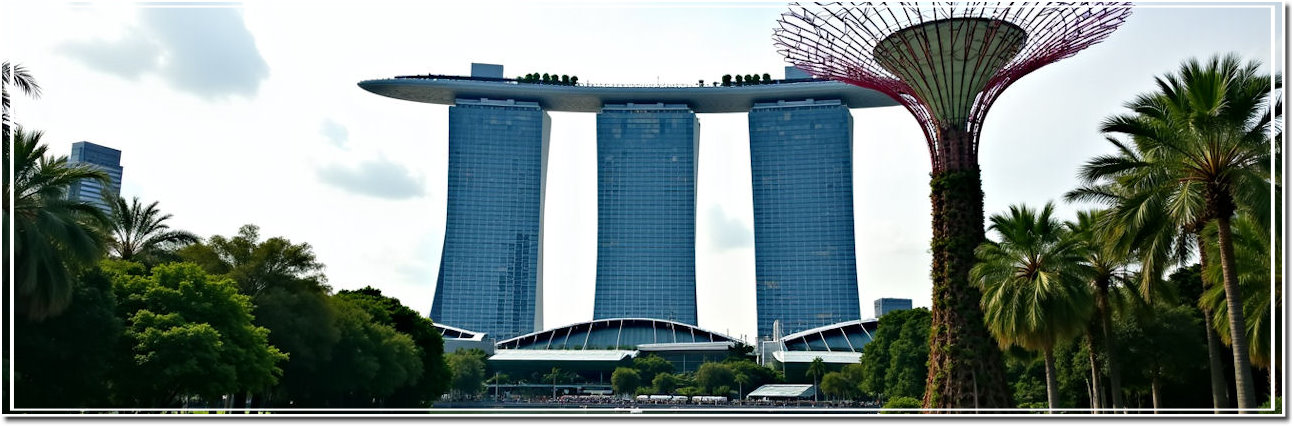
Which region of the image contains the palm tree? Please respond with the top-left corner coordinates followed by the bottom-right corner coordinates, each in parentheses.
top-left (735, 372), bottom-right (752, 400)
top-left (8, 126), bottom-right (111, 320)
top-left (1096, 54), bottom-right (1278, 409)
top-left (2, 61), bottom-right (42, 139)
top-left (107, 196), bottom-right (199, 264)
top-left (543, 367), bottom-right (566, 399)
top-left (972, 203), bottom-right (1094, 411)
top-left (1068, 137), bottom-right (1232, 411)
top-left (1199, 210), bottom-right (1280, 375)
top-left (807, 356), bottom-right (827, 403)
top-left (1064, 209), bottom-right (1133, 410)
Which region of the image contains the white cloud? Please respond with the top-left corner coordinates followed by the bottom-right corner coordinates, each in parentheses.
top-left (707, 205), bottom-right (753, 251)
top-left (319, 118), bottom-right (349, 148)
top-left (317, 157), bottom-right (425, 200)
top-left (59, 8), bottom-right (269, 101)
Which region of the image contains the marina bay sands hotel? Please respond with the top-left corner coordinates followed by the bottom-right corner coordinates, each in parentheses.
top-left (359, 63), bottom-right (897, 343)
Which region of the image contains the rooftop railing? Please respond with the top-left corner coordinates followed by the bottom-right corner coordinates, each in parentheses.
top-left (390, 74), bottom-right (831, 88)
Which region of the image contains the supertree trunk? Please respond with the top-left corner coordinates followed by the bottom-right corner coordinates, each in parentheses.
top-left (773, 2), bottom-right (1132, 411)
top-left (922, 151), bottom-right (1010, 409)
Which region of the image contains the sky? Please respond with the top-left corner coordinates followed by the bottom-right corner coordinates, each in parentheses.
top-left (3, 1), bottom-right (1282, 343)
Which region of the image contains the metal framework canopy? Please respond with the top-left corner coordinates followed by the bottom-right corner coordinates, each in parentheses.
top-left (774, 2), bottom-right (1131, 170)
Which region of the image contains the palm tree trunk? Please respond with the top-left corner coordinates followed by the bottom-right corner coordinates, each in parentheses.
top-left (1205, 307), bottom-right (1231, 412)
top-left (1216, 215), bottom-right (1257, 409)
top-left (1094, 278), bottom-right (1123, 411)
top-left (922, 165), bottom-right (1010, 409)
top-left (1197, 233), bottom-right (1230, 413)
top-left (1151, 375), bottom-right (1161, 414)
top-left (1086, 329), bottom-right (1103, 410)
top-left (1044, 346), bottom-right (1060, 412)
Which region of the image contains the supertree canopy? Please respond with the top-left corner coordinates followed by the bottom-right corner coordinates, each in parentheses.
top-left (773, 2), bottom-right (1131, 410)
top-left (775, 2), bottom-right (1131, 172)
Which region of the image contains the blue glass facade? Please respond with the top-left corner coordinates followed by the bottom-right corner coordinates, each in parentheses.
top-left (593, 104), bottom-right (699, 324)
top-left (431, 99), bottom-right (549, 341)
top-left (68, 141), bottom-right (123, 214)
top-left (749, 99), bottom-right (860, 339)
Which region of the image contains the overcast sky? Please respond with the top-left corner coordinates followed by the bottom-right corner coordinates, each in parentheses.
top-left (4, 1), bottom-right (1281, 343)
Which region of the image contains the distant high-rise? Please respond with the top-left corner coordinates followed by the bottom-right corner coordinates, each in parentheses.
top-left (68, 141), bottom-right (123, 214)
top-left (430, 98), bottom-right (549, 341)
top-left (592, 103), bottom-right (699, 324)
top-left (749, 99), bottom-right (860, 339)
top-left (874, 298), bottom-right (913, 317)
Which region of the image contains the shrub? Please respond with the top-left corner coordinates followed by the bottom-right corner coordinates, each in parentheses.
top-left (880, 396), bottom-right (922, 414)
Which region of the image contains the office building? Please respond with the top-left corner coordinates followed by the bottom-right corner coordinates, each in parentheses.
top-left (67, 141), bottom-right (123, 214)
top-left (874, 297), bottom-right (913, 317)
top-left (429, 97), bottom-right (549, 341)
top-left (749, 99), bottom-right (860, 339)
top-left (591, 103), bottom-right (699, 324)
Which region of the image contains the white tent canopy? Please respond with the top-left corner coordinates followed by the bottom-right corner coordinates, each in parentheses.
top-left (746, 384), bottom-right (816, 399)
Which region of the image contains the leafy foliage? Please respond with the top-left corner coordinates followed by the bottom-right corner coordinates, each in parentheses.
top-left (880, 396), bottom-right (922, 413)
top-left (694, 362), bottom-right (736, 394)
top-left (337, 287), bottom-right (451, 406)
top-left (446, 349), bottom-right (487, 398)
top-left (108, 262), bottom-right (286, 406)
top-left (859, 307), bottom-right (930, 399)
top-left (178, 224), bottom-right (326, 297)
top-left (611, 367), bottom-right (642, 396)
top-left (14, 265), bottom-right (123, 407)
top-left (10, 126), bottom-right (111, 320)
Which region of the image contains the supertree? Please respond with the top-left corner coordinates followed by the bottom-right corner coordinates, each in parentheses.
top-left (774, 2), bottom-right (1131, 409)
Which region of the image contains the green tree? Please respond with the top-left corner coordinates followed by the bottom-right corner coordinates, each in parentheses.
top-left (695, 362), bottom-right (736, 394)
top-left (726, 341), bottom-right (755, 361)
top-left (446, 348), bottom-right (487, 399)
top-left (1069, 133), bottom-right (1231, 412)
top-left (612, 367), bottom-right (641, 396)
top-left (2, 61), bottom-right (41, 139)
top-left (881, 396), bottom-right (922, 413)
top-left (859, 307), bottom-right (930, 399)
top-left (108, 262), bottom-right (287, 406)
top-left (337, 287), bottom-right (451, 406)
top-left (727, 359), bottom-right (782, 394)
top-left (819, 372), bottom-right (856, 400)
top-left (1064, 209), bottom-right (1132, 409)
top-left (762, 73), bottom-right (772, 83)
top-left (1095, 54), bottom-right (1277, 409)
top-left (106, 196), bottom-right (199, 265)
top-left (9, 127), bottom-right (111, 321)
top-left (973, 203), bottom-right (1094, 410)
top-left (180, 224), bottom-right (332, 408)
top-left (633, 354), bottom-right (675, 380)
top-left (653, 372), bottom-right (680, 395)
top-left (1113, 304), bottom-right (1208, 412)
top-left (543, 367), bottom-right (569, 398)
top-left (14, 264), bottom-right (123, 407)
top-left (1199, 210), bottom-right (1279, 374)
top-left (253, 284), bottom-right (340, 406)
top-left (178, 224), bottom-right (326, 298)
top-left (806, 357), bottom-right (828, 402)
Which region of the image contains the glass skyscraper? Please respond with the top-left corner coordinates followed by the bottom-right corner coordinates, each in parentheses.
top-left (68, 141), bottom-right (123, 214)
top-left (749, 99), bottom-right (860, 339)
top-left (431, 98), bottom-right (549, 341)
top-left (592, 103), bottom-right (699, 324)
